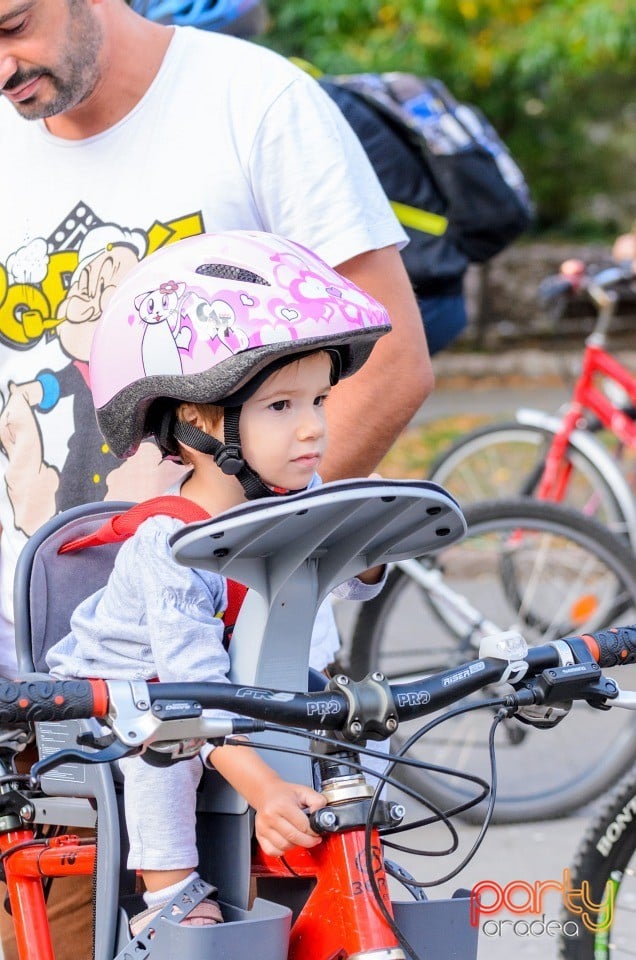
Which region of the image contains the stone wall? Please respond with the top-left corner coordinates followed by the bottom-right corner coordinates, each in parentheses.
top-left (461, 242), bottom-right (636, 350)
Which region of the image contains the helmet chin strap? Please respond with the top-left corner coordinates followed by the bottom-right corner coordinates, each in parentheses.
top-left (171, 408), bottom-right (306, 501)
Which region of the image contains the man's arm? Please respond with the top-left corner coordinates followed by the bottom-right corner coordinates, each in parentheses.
top-left (320, 244), bottom-right (433, 480)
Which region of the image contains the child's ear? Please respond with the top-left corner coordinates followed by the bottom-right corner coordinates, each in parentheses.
top-left (178, 403), bottom-right (204, 429)
top-left (178, 403), bottom-right (223, 437)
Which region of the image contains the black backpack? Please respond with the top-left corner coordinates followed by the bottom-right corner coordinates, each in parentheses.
top-left (320, 72), bottom-right (533, 298)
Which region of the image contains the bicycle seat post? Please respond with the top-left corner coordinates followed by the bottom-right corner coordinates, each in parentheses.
top-left (586, 282), bottom-right (617, 346)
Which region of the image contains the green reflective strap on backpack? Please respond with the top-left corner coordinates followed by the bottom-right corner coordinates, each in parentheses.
top-left (291, 59), bottom-right (450, 242)
top-left (390, 201), bottom-right (449, 237)
top-left (289, 56), bottom-right (323, 78)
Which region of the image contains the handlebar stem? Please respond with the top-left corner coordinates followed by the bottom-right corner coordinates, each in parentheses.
top-left (326, 672), bottom-right (398, 742)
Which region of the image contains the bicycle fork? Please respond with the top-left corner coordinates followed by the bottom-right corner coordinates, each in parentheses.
top-left (535, 405), bottom-right (582, 503)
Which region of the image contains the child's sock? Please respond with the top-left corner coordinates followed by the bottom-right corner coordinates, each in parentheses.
top-left (143, 870), bottom-right (200, 908)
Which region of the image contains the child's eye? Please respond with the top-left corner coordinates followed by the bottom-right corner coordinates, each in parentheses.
top-left (314, 394), bottom-right (329, 406)
top-left (269, 400), bottom-right (289, 412)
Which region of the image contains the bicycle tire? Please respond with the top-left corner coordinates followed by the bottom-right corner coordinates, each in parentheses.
top-left (348, 498), bottom-right (636, 824)
top-left (427, 421), bottom-right (628, 539)
top-left (559, 765), bottom-right (636, 960)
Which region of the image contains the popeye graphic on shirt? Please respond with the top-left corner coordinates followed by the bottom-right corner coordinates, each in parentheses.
top-left (0, 203), bottom-right (203, 537)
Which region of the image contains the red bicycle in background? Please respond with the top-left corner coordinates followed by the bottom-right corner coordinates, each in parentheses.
top-left (429, 259), bottom-right (636, 547)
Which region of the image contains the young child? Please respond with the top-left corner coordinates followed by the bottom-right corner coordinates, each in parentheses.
top-left (46, 230), bottom-right (392, 934)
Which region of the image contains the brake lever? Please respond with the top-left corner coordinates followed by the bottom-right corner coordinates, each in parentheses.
top-left (509, 662), bottom-right (619, 730)
top-left (30, 739), bottom-right (139, 787)
top-left (77, 730), bottom-right (118, 749)
top-left (526, 661), bottom-right (618, 705)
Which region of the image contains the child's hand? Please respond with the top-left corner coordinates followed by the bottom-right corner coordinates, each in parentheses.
top-left (253, 780), bottom-right (326, 857)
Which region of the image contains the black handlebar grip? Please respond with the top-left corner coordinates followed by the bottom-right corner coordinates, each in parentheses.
top-left (574, 627), bottom-right (636, 668)
top-left (0, 679), bottom-right (99, 724)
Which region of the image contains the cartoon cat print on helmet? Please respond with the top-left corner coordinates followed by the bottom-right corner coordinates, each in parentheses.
top-left (90, 230), bottom-right (391, 460)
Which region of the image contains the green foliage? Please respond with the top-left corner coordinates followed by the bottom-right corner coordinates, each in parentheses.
top-left (260, 0), bottom-right (636, 233)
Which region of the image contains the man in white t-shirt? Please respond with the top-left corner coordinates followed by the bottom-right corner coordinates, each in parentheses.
top-left (0, 0), bottom-right (432, 954)
top-left (0, 0), bottom-right (432, 681)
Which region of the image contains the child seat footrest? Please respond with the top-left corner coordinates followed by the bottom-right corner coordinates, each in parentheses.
top-left (392, 892), bottom-right (478, 960)
top-left (115, 878), bottom-right (291, 960)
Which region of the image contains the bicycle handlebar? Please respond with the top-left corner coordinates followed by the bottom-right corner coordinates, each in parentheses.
top-left (1, 628), bottom-right (634, 742)
top-left (575, 627), bottom-right (636, 668)
top-left (0, 678), bottom-right (106, 725)
top-left (538, 260), bottom-right (634, 308)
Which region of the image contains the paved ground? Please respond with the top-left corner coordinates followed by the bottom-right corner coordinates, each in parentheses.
top-left (415, 347), bottom-right (573, 425)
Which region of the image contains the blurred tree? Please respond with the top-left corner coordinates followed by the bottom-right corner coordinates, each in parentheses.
top-left (260, 0), bottom-right (636, 234)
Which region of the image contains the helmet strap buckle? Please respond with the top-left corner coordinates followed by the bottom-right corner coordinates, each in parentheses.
top-left (215, 445), bottom-right (245, 476)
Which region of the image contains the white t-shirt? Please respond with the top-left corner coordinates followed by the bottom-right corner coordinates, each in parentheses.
top-left (0, 27), bottom-right (405, 677)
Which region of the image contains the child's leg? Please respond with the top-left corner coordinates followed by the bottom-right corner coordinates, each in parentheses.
top-left (119, 755), bottom-right (223, 931)
top-left (120, 754), bottom-right (202, 876)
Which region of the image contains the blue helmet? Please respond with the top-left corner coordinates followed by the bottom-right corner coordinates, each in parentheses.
top-left (131, 0), bottom-right (266, 36)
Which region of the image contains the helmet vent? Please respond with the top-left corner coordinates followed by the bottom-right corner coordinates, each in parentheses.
top-left (195, 263), bottom-right (270, 285)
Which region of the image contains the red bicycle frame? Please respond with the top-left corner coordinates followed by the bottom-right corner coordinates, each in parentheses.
top-left (1, 815), bottom-right (400, 960)
top-left (254, 825), bottom-right (400, 959)
top-left (0, 829), bottom-right (95, 960)
top-left (537, 338), bottom-right (636, 503)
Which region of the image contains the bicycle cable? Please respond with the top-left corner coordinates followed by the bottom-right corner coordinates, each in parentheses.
top-left (227, 724), bottom-right (492, 832)
top-left (353, 699), bottom-right (502, 960)
top-left (219, 693), bottom-right (511, 960)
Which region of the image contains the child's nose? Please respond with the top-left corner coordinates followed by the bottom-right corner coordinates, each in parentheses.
top-left (298, 406), bottom-right (325, 439)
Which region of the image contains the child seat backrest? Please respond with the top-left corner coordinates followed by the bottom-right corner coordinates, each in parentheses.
top-left (11, 502), bottom-right (141, 960)
top-left (14, 501), bottom-right (134, 674)
top-left (15, 497), bottom-right (247, 673)
top-left (13, 499), bottom-right (255, 926)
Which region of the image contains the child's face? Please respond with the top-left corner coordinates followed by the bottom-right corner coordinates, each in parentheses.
top-left (239, 352), bottom-right (332, 491)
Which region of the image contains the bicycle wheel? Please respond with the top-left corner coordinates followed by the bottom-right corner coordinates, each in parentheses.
top-left (349, 499), bottom-right (636, 824)
top-left (428, 421), bottom-right (627, 537)
top-left (559, 766), bottom-right (636, 960)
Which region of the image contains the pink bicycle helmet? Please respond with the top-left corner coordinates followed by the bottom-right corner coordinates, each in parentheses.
top-left (91, 230), bottom-right (391, 477)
